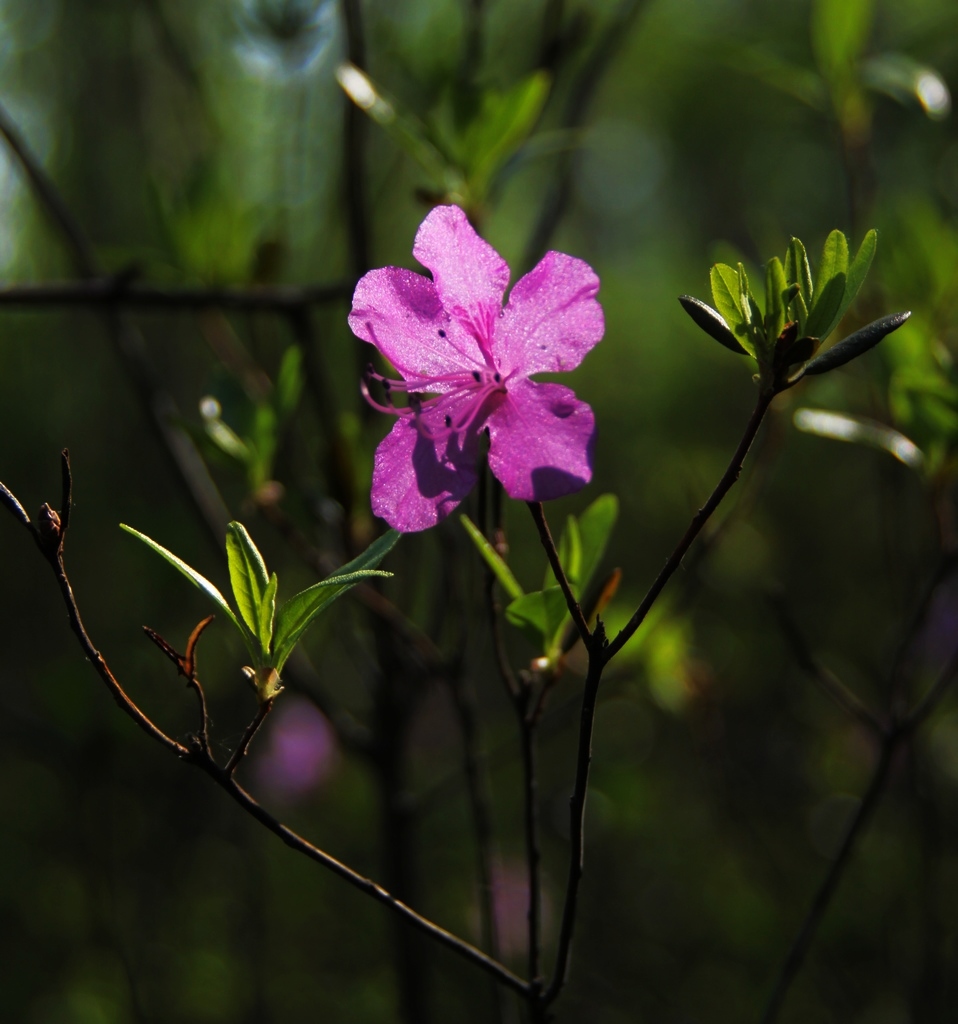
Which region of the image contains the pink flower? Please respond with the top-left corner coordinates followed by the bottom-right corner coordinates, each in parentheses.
top-left (349, 205), bottom-right (604, 533)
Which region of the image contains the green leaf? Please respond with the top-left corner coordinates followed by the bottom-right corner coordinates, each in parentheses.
top-left (843, 228), bottom-right (877, 312)
top-left (793, 408), bottom-right (924, 471)
top-left (710, 264), bottom-right (753, 355)
top-left (275, 346), bottom-right (303, 420)
top-left (741, 265), bottom-right (768, 358)
top-left (226, 522), bottom-right (270, 639)
top-left (272, 569), bottom-right (392, 671)
top-left (811, 0), bottom-right (875, 81)
top-left (804, 311), bottom-right (910, 376)
top-left (785, 238), bottom-right (813, 334)
top-left (546, 515), bottom-right (582, 592)
top-left (337, 63), bottom-right (459, 193)
top-left (271, 531), bottom-right (400, 670)
top-left (764, 256), bottom-right (787, 343)
top-left (260, 572), bottom-right (278, 654)
top-left (460, 72), bottom-right (551, 199)
top-left (248, 404), bottom-right (278, 488)
top-left (505, 587), bottom-right (567, 647)
top-left (805, 230), bottom-right (849, 341)
top-left (861, 54), bottom-right (951, 121)
top-left (460, 515), bottom-right (524, 600)
top-left (120, 524), bottom-right (249, 647)
top-left (678, 295), bottom-right (748, 355)
top-left (202, 413), bottom-right (250, 464)
top-left (576, 494), bottom-right (619, 595)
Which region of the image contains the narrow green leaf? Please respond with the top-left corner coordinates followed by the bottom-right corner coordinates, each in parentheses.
top-left (460, 515), bottom-right (524, 600)
top-left (765, 257), bottom-right (787, 343)
top-left (843, 228), bottom-right (877, 311)
top-left (577, 494), bottom-right (619, 595)
top-left (260, 572), bottom-right (278, 654)
top-left (120, 524), bottom-right (247, 643)
top-left (463, 72), bottom-right (551, 198)
top-left (273, 569), bottom-right (393, 670)
top-left (811, 0), bottom-right (875, 80)
top-left (275, 345), bottom-right (304, 419)
top-left (803, 311), bottom-right (910, 376)
top-left (505, 588), bottom-right (568, 647)
top-left (806, 230), bottom-right (849, 341)
top-left (678, 296), bottom-right (748, 354)
top-left (226, 522), bottom-right (270, 637)
top-left (711, 264), bottom-right (753, 355)
top-left (271, 531), bottom-right (400, 670)
top-left (741, 266), bottom-right (768, 357)
top-left (337, 63), bottom-right (457, 191)
top-left (793, 407), bottom-right (924, 470)
top-left (788, 289), bottom-right (809, 334)
top-left (785, 238), bottom-right (813, 333)
top-left (203, 416), bottom-right (250, 463)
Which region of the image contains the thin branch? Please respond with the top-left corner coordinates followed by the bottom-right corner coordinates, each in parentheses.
top-left (1, 468), bottom-right (530, 1000)
top-left (543, 633), bottom-right (606, 1006)
top-left (520, 712), bottom-right (543, 993)
top-left (769, 594), bottom-right (884, 735)
top-left (0, 101), bottom-right (232, 554)
top-left (760, 637), bottom-right (958, 1023)
top-left (606, 390), bottom-right (774, 662)
top-left (0, 101), bottom-right (98, 275)
top-left (448, 666), bottom-right (504, 969)
top-left (527, 501), bottom-right (591, 645)
top-left (341, 0), bottom-right (370, 280)
top-left (902, 640), bottom-right (958, 733)
top-left (758, 737), bottom-right (896, 1024)
top-left (0, 473), bottom-right (189, 760)
top-left (210, 768), bottom-right (529, 996)
top-left (226, 700), bottom-right (275, 776)
top-left (0, 279), bottom-right (352, 311)
top-left (522, 0), bottom-right (645, 270)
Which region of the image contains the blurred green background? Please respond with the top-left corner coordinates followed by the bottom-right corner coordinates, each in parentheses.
top-left (2, 0), bottom-right (958, 1021)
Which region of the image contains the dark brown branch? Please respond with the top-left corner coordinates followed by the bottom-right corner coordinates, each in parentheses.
top-left (760, 642), bottom-right (958, 1023)
top-left (209, 768), bottom-right (528, 995)
top-left (226, 700), bottom-right (275, 776)
top-left (522, 0), bottom-right (645, 270)
top-left (759, 738), bottom-right (896, 1024)
top-left (902, 641), bottom-right (958, 733)
top-left (0, 102), bottom-right (98, 275)
top-left (0, 279), bottom-right (352, 311)
top-left (1, 472), bottom-right (189, 760)
top-left (527, 501), bottom-right (591, 645)
top-left (341, 0), bottom-right (370, 280)
top-left (543, 633), bottom-right (606, 1006)
top-left (770, 595), bottom-right (883, 734)
top-left (606, 390), bottom-right (774, 662)
top-left (520, 712), bottom-right (543, 994)
top-left (0, 102), bottom-right (232, 554)
top-left (0, 468), bottom-right (530, 1000)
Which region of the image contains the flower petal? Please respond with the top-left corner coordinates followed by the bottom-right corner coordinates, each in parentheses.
top-left (349, 267), bottom-right (487, 382)
top-left (413, 206), bottom-right (510, 349)
top-left (496, 252), bottom-right (603, 376)
top-left (486, 379), bottom-right (595, 501)
top-left (370, 402), bottom-right (481, 533)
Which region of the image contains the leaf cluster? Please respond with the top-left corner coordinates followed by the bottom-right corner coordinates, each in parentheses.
top-left (461, 495), bottom-right (618, 671)
top-left (681, 229), bottom-right (908, 392)
top-left (121, 522), bottom-right (399, 700)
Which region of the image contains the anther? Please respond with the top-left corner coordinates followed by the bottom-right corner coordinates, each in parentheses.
top-left (472, 371), bottom-right (481, 382)
top-left (494, 372), bottom-right (501, 383)
top-left (444, 415), bottom-right (452, 427)
top-left (438, 329), bottom-right (446, 338)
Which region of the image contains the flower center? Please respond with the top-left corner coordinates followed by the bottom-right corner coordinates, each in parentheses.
top-left (362, 363), bottom-right (508, 441)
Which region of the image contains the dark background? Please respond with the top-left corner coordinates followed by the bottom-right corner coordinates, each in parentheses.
top-left (1, 1), bottom-right (957, 1021)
